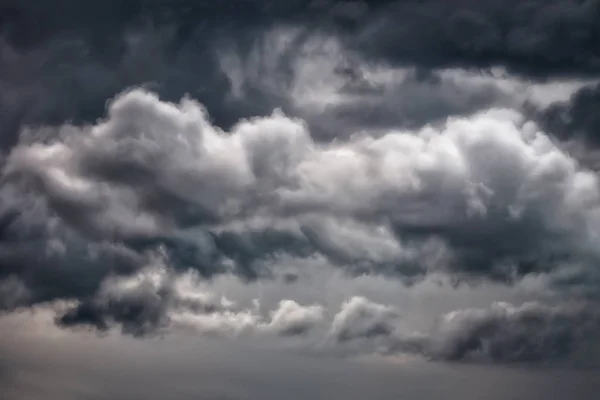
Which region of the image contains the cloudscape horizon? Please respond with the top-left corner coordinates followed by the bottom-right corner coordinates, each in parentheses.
top-left (2, 1), bottom-right (600, 399)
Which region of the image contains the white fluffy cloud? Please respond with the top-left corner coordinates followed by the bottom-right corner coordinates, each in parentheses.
top-left (4, 88), bottom-right (600, 287)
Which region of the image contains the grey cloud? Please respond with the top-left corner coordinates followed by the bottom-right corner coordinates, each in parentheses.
top-left (58, 261), bottom-right (324, 338)
top-left (537, 83), bottom-right (600, 148)
top-left (0, 23), bottom-right (178, 150)
top-left (425, 302), bottom-right (600, 363)
top-left (351, 0), bottom-right (600, 76)
top-left (204, 27), bottom-right (596, 141)
top-left (3, 262), bottom-right (599, 366)
top-left (262, 299), bottom-right (325, 336)
top-left (519, 81), bottom-right (600, 177)
top-left (0, 1), bottom-right (377, 153)
top-left (0, 2), bottom-right (291, 151)
top-left (327, 296), bottom-right (426, 357)
top-left (3, 88), bottom-right (600, 313)
top-left (2, 0), bottom-right (600, 380)
top-left (0, 225), bottom-right (145, 308)
top-left (2, 0), bottom-right (599, 157)
top-left (0, 275), bottom-right (29, 309)
top-left (0, 184), bottom-right (146, 307)
top-left (58, 263), bottom-right (176, 336)
top-left (6, 1), bottom-right (600, 77)
top-left (213, 34), bottom-right (532, 140)
top-left (329, 298), bottom-right (600, 364)
top-left (329, 296), bottom-right (401, 342)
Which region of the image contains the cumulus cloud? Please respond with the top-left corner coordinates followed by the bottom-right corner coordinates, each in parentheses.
top-left (330, 296), bottom-right (400, 342)
top-left (37, 263), bottom-right (600, 366)
top-left (326, 296), bottom-right (426, 356)
top-left (1, 0), bottom-right (600, 372)
top-left (351, 0), bottom-right (600, 76)
top-left (4, 88), bottom-right (600, 292)
top-left (328, 298), bottom-right (600, 364)
top-left (58, 256), bottom-right (324, 338)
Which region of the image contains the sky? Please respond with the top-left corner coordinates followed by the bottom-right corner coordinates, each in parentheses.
top-left (1, 1), bottom-right (600, 399)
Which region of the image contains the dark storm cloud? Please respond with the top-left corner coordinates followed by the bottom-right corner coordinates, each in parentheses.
top-left (537, 83), bottom-right (600, 148)
top-left (425, 301), bottom-right (600, 363)
top-left (0, 1), bottom-right (377, 142)
top-left (2, 88), bottom-right (600, 315)
top-left (56, 262), bottom-right (325, 338)
top-left (1, 0), bottom-right (599, 153)
top-left (1, 0), bottom-right (600, 370)
top-left (329, 299), bottom-right (600, 364)
top-left (518, 81), bottom-right (600, 176)
top-left (352, 0), bottom-right (600, 77)
top-left (7, 0), bottom-right (600, 76)
top-left (57, 264), bottom-right (176, 336)
top-left (0, 0), bottom-right (306, 150)
top-left (0, 201), bottom-right (145, 306)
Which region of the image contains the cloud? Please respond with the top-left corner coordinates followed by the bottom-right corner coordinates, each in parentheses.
top-left (0, 202), bottom-right (147, 308)
top-left (351, 0), bottom-right (600, 76)
top-left (171, 297), bottom-right (325, 338)
top-left (2, 0), bottom-right (599, 157)
top-left (8, 283), bottom-right (600, 365)
top-left (538, 83), bottom-right (600, 146)
top-left (330, 296), bottom-right (400, 342)
top-left (57, 257), bottom-right (324, 338)
top-left (1, 87), bottom-right (599, 321)
top-left (2, 0), bottom-right (600, 384)
top-left (0, 275), bottom-right (29, 309)
top-left (427, 301), bottom-right (600, 363)
top-left (5, 1), bottom-right (600, 78)
top-left (326, 296), bottom-right (427, 356)
top-left (328, 298), bottom-right (600, 364)
top-left (266, 299), bottom-right (325, 336)
top-left (0, 2), bottom-right (291, 152)
top-left (4, 88), bottom-right (600, 290)
top-left (20, 268), bottom-right (599, 366)
top-left (214, 33), bottom-right (537, 140)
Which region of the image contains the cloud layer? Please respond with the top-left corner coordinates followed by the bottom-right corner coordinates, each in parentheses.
top-left (329, 297), bottom-right (600, 364)
top-left (4, 88), bottom-right (600, 288)
top-left (0, 86), bottom-right (598, 365)
top-left (1, 0), bottom-right (600, 371)
top-left (2, 0), bottom-right (600, 153)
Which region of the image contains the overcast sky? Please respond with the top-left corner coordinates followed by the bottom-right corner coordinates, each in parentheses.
top-left (2, 1), bottom-right (600, 399)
